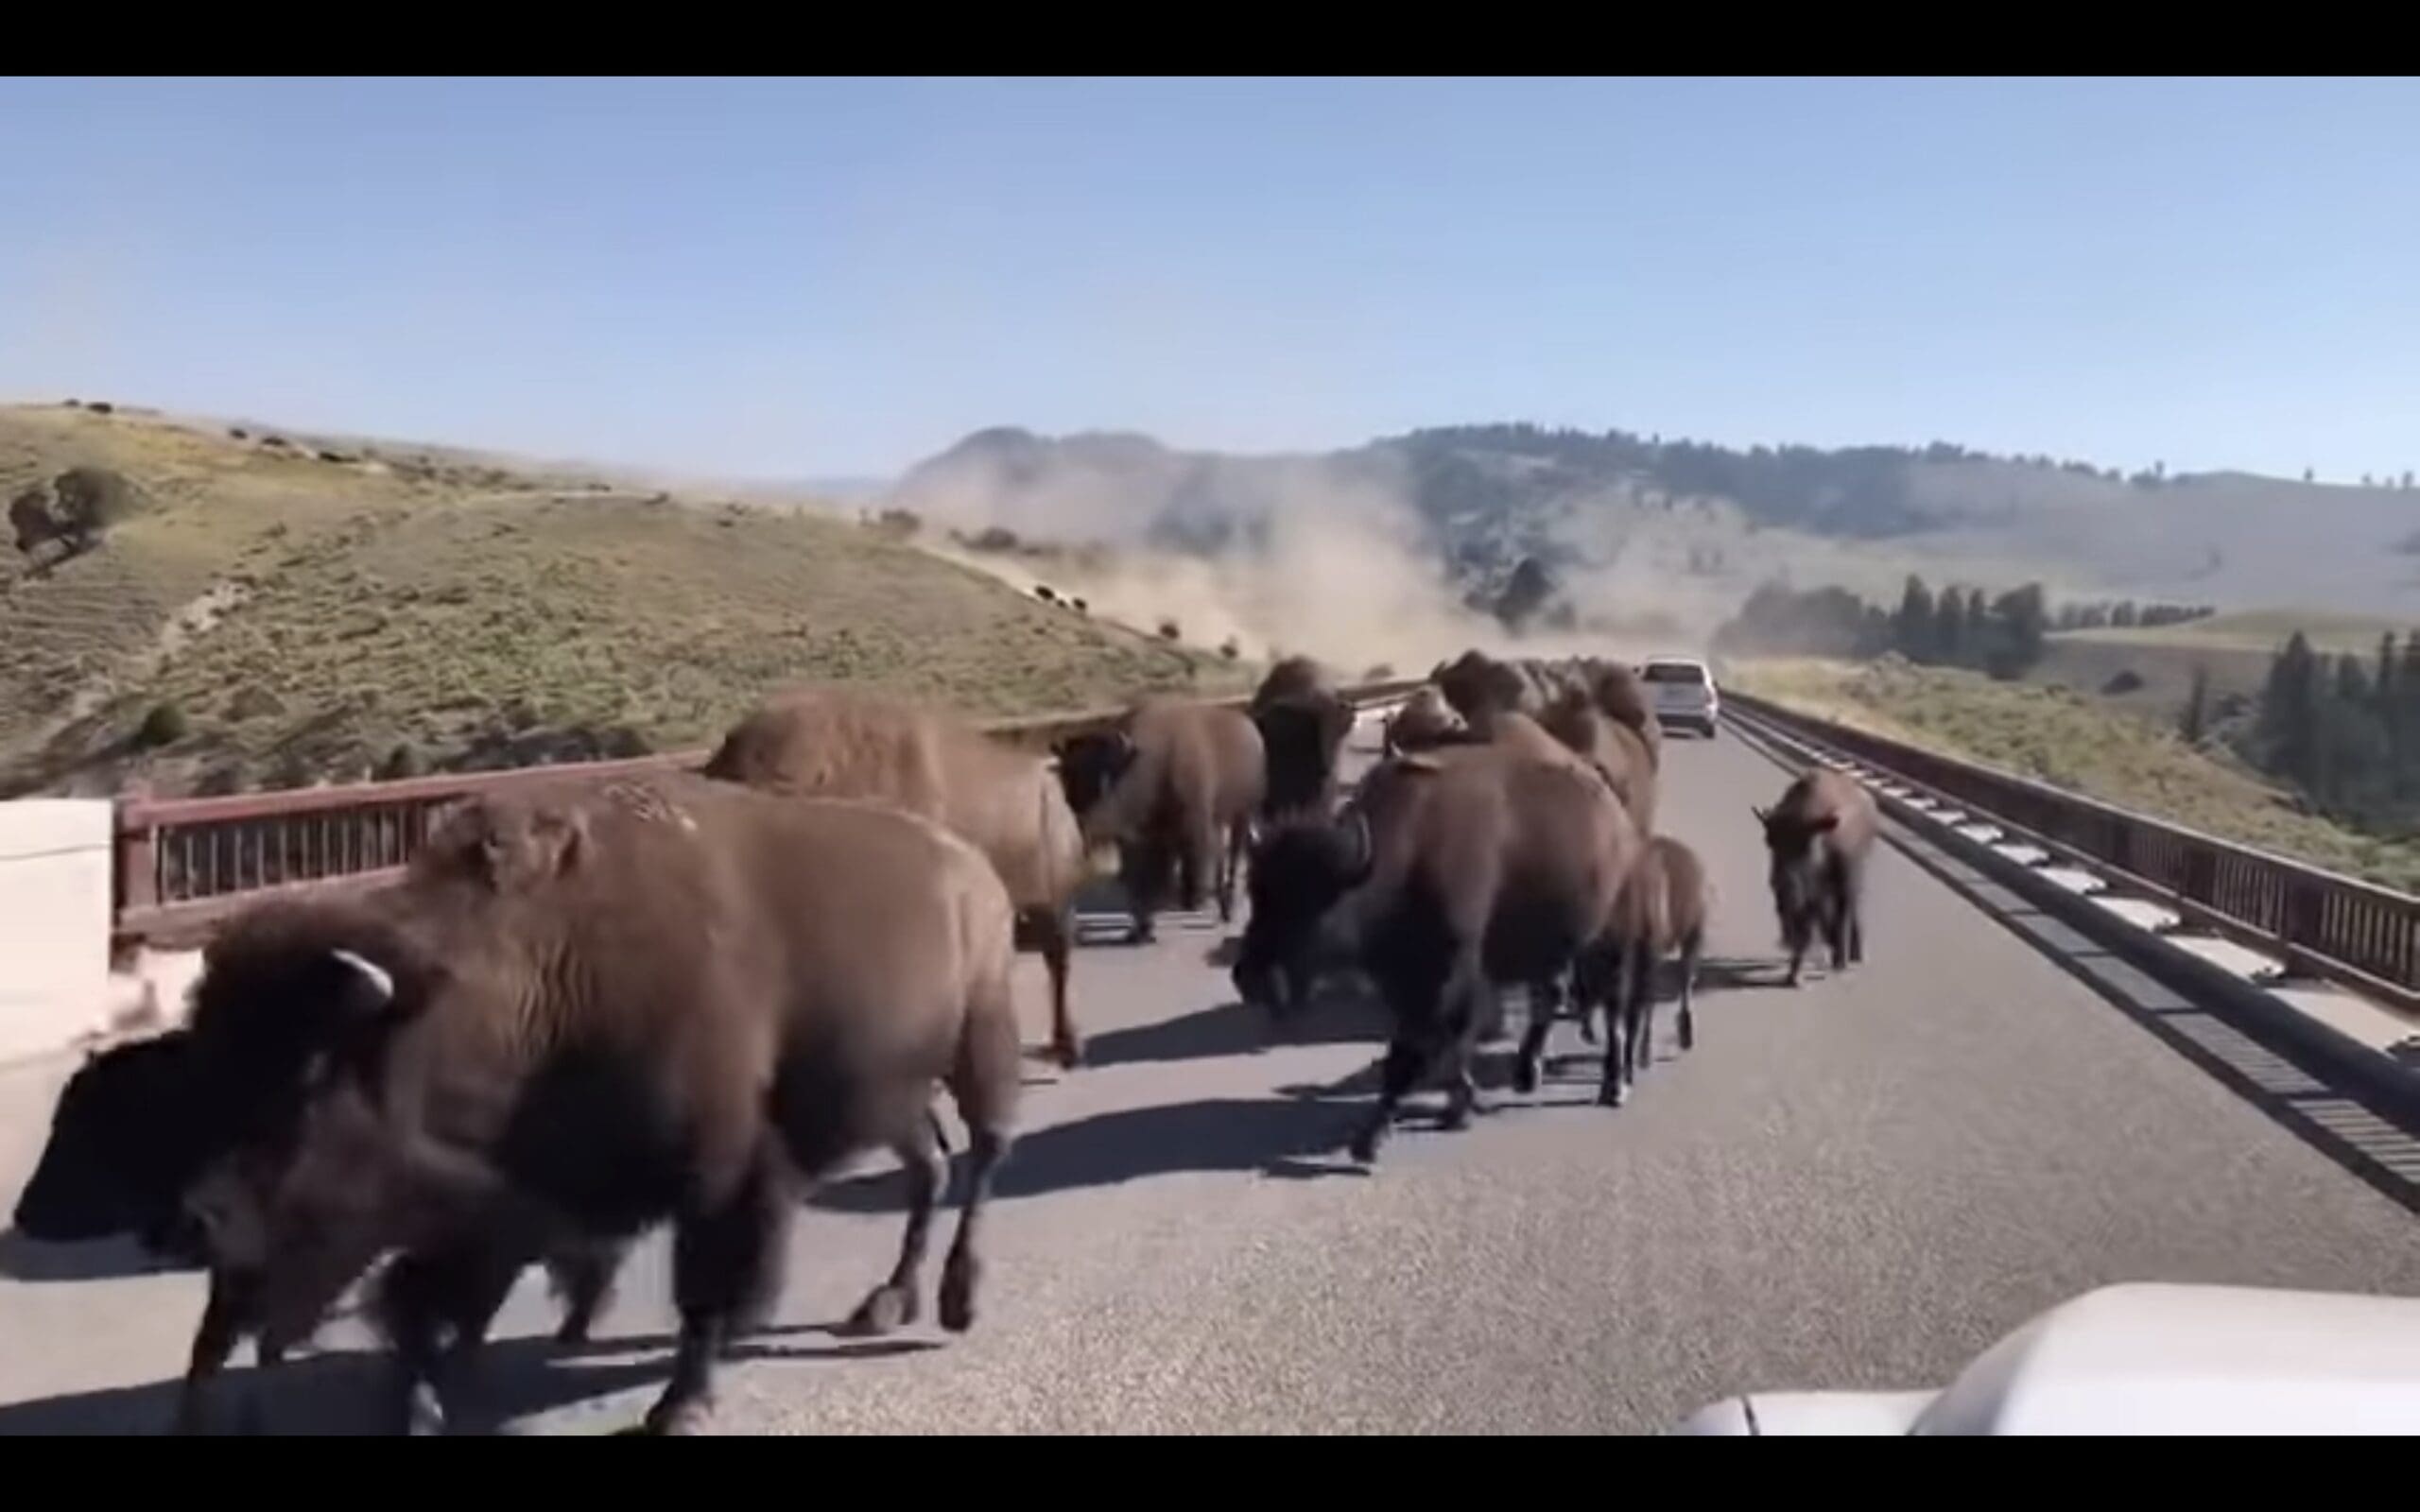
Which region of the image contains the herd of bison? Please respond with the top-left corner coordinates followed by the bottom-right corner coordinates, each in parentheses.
top-left (12, 647), bottom-right (1877, 1435)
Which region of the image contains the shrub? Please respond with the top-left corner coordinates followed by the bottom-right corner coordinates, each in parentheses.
top-left (133, 702), bottom-right (188, 748)
top-left (1157, 619), bottom-right (1181, 642)
top-left (2100, 669), bottom-right (2146, 696)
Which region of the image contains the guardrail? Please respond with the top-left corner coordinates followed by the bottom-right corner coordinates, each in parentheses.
top-left (112, 679), bottom-right (1429, 950)
top-left (1722, 688), bottom-right (2420, 1018)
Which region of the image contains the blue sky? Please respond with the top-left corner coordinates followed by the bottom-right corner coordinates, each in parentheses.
top-left (3, 77), bottom-right (2414, 481)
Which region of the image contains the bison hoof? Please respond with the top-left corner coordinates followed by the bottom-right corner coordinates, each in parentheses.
top-left (939, 1255), bottom-right (982, 1334)
top-left (843, 1283), bottom-right (920, 1337)
top-left (1577, 1020), bottom-right (1599, 1046)
top-left (1678, 1022), bottom-right (1695, 1053)
top-left (1052, 1038), bottom-right (1085, 1070)
top-left (1597, 1081), bottom-right (1628, 1109)
top-left (1347, 1127), bottom-right (1384, 1165)
top-left (641, 1396), bottom-right (714, 1436)
top-left (1510, 1059), bottom-right (1539, 1096)
top-left (401, 1382), bottom-right (445, 1437)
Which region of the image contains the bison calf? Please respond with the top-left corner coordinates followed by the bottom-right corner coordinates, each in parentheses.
top-left (1756, 768), bottom-right (1878, 986)
top-left (1057, 696), bottom-right (1264, 942)
top-left (1528, 833), bottom-right (1712, 1108)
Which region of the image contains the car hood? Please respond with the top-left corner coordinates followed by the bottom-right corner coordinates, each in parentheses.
top-left (1674, 1282), bottom-right (2420, 1435)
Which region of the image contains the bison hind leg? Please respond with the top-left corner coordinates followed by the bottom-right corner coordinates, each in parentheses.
top-left (939, 1125), bottom-right (1010, 1333)
top-left (843, 1121), bottom-right (944, 1337)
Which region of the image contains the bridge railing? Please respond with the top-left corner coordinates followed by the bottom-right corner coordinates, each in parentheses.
top-left (1723, 688), bottom-right (2420, 1017)
top-left (112, 679), bottom-right (1429, 949)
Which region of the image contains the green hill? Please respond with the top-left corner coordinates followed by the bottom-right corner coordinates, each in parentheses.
top-left (0, 404), bottom-right (1241, 798)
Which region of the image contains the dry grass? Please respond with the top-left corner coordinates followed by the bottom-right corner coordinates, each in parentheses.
top-left (1731, 655), bottom-right (2420, 891)
top-left (0, 404), bottom-right (1246, 796)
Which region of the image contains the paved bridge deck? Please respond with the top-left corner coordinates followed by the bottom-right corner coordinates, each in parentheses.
top-left (4, 713), bottom-right (2417, 1434)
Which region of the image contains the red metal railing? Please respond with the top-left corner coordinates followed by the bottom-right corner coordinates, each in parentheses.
top-left (1724, 689), bottom-right (2420, 1017)
top-left (112, 680), bottom-right (1427, 948)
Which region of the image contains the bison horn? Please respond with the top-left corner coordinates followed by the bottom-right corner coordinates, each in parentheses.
top-left (330, 949), bottom-right (395, 1008)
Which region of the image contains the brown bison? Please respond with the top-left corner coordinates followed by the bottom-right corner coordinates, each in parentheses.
top-left (1233, 741), bottom-right (1643, 1161)
top-left (1525, 833), bottom-right (1714, 1105)
top-left (1537, 685), bottom-right (1659, 835)
top-left (1381, 686), bottom-right (1464, 755)
top-left (173, 772), bottom-right (1023, 1436)
top-left (1756, 767), bottom-right (1879, 986)
top-left (704, 686), bottom-right (1090, 1066)
top-left (1055, 696), bottom-right (1266, 942)
top-left (1431, 648), bottom-right (1540, 727)
top-left (1579, 658), bottom-right (1663, 770)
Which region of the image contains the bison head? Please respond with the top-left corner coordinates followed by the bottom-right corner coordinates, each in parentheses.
top-left (1756, 804), bottom-right (1840, 953)
top-left (1233, 812), bottom-right (1372, 1017)
top-left (12, 1032), bottom-right (206, 1253)
top-left (177, 938), bottom-right (458, 1353)
top-left (1053, 730), bottom-right (1136, 825)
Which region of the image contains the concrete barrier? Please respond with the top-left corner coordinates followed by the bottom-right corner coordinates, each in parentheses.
top-left (0, 800), bottom-right (115, 1064)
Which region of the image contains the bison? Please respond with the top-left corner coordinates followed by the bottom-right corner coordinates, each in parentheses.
top-left (1525, 833), bottom-right (1713, 1106)
top-left (1381, 686), bottom-right (1463, 756)
top-left (172, 773), bottom-right (1023, 1436)
top-left (705, 686), bottom-right (1090, 1066)
top-left (1055, 696), bottom-right (1265, 943)
top-left (1537, 686), bottom-right (1659, 834)
top-left (1756, 767), bottom-right (1878, 986)
top-left (1233, 741), bottom-right (1643, 1161)
top-left (1251, 655), bottom-right (1332, 712)
top-left (1579, 658), bottom-right (1663, 771)
top-left (11, 1032), bottom-right (626, 1356)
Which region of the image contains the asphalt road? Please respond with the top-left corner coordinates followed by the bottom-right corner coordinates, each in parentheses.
top-left (4, 712), bottom-right (2418, 1435)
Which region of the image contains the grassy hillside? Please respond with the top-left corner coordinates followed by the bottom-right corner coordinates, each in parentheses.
top-left (0, 404), bottom-right (1244, 797)
top-left (1730, 656), bottom-right (2420, 891)
top-left (2031, 610), bottom-right (2417, 730)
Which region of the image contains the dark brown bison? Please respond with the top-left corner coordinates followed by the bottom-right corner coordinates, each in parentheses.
top-left (1756, 767), bottom-right (1879, 986)
top-left (173, 772), bottom-right (1023, 1436)
top-left (1251, 655), bottom-right (1333, 712)
top-left (12, 1028), bottom-right (625, 1416)
top-left (1249, 657), bottom-right (1354, 820)
top-left (1055, 696), bottom-right (1266, 942)
top-left (1252, 693), bottom-right (1355, 823)
top-left (13, 1032), bottom-right (211, 1261)
top-left (1233, 741), bottom-right (1643, 1161)
top-left (704, 686), bottom-right (1090, 1066)
top-left (1381, 686), bottom-right (1464, 755)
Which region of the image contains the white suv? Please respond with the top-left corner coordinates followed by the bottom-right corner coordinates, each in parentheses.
top-left (1639, 656), bottom-right (1720, 737)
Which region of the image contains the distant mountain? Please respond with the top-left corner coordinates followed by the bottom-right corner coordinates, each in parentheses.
top-left (888, 422), bottom-right (2420, 619)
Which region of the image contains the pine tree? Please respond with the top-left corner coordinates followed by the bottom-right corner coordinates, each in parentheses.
top-left (2180, 664), bottom-right (2211, 744)
top-left (1893, 576), bottom-right (1936, 662)
top-left (1935, 588), bottom-right (1968, 666)
top-left (2256, 632), bottom-right (2323, 791)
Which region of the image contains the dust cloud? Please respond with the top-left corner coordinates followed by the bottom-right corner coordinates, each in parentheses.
top-left (880, 434), bottom-right (1725, 675)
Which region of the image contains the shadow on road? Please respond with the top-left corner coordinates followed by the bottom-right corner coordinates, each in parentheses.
top-left (0, 1228), bottom-right (194, 1284)
top-left (1080, 995), bottom-right (1388, 1068)
top-left (812, 1095), bottom-right (1355, 1211)
top-left (0, 1316), bottom-right (933, 1436)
